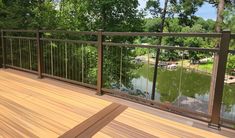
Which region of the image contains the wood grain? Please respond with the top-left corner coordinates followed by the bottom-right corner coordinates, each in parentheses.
top-left (0, 69), bottom-right (231, 138)
top-left (94, 108), bottom-right (228, 138)
top-left (0, 69), bottom-right (111, 138)
top-left (60, 103), bottom-right (127, 138)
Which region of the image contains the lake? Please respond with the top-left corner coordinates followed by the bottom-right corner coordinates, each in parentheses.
top-left (122, 64), bottom-right (235, 121)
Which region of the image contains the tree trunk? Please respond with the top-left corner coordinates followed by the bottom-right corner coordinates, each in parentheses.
top-left (151, 0), bottom-right (169, 100)
top-left (160, 0), bottom-right (169, 33)
top-left (208, 0), bottom-right (225, 116)
top-left (216, 0), bottom-right (225, 33)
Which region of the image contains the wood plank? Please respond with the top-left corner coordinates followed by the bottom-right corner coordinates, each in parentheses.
top-left (94, 120), bottom-right (159, 138)
top-left (0, 120), bottom-right (29, 138)
top-left (0, 71), bottom-right (110, 118)
top-left (121, 108), bottom-right (220, 137)
top-left (0, 70), bottom-right (111, 137)
top-left (0, 71), bottom-right (110, 107)
top-left (0, 69), bottom-right (233, 138)
top-left (77, 105), bottom-right (127, 138)
top-left (114, 110), bottom-right (202, 138)
top-left (59, 103), bottom-right (127, 138)
top-left (95, 108), bottom-right (227, 138)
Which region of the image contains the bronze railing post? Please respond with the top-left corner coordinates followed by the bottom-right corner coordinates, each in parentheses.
top-left (208, 30), bottom-right (231, 129)
top-left (36, 29), bottom-right (43, 78)
top-left (1, 30), bottom-right (6, 68)
top-left (97, 29), bottom-right (103, 95)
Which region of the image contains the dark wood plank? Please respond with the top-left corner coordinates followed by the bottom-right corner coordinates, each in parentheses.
top-left (77, 105), bottom-right (127, 138)
top-left (100, 120), bottom-right (159, 138)
top-left (59, 103), bottom-right (126, 138)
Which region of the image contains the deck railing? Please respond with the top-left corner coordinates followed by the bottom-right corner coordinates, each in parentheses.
top-left (1, 29), bottom-right (235, 129)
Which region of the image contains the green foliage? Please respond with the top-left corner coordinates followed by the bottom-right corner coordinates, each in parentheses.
top-left (144, 18), bottom-right (162, 32)
top-left (176, 0), bottom-right (204, 26)
top-left (145, 0), bottom-right (204, 26)
top-left (224, 6), bottom-right (235, 32)
top-left (30, 1), bottom-right (58, 29)
top-left (227, 55), bottom-right (235, 74)
top-left (198, 61), bottom-right (213, 72)
top-left (79, 0), bottom-right (144, 32)
top-left (165, 18), bottom-right (182, 32)
top-left (224, 5), bottom-right (235, 49)
top-left (195, 18), bottom-right (216, 31)
top-left (145, 0), bottom-right (161, 17)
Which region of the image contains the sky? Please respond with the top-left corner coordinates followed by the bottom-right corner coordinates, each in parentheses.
top-left (138, 0), bottom-right (217, 20)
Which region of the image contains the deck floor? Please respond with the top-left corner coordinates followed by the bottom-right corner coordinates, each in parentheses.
top-left (0, 69), bottom-right (234, 138)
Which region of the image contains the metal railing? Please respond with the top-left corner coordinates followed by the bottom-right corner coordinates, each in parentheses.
top-left (1, 29), bottom-right (235, 129)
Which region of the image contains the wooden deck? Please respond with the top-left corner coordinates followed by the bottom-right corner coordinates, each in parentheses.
top-left (0, 69), bottom-right (234, 138)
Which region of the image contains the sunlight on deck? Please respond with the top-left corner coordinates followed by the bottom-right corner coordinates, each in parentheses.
top-left (0, 70), bottom-right (111, 137)
top-left (95, 108), bottom-right (227, 138)
top-left (0, 69), bottom-right (232, 138)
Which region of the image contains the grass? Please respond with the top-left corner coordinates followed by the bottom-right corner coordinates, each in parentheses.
top-left (176, 60), bottom-right (213, 73)
top-left (198, 61), bottom-right (213, 72)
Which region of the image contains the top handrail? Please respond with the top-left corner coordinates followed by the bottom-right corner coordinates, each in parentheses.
top-left (102, 32), bottom-right (222, 38)
top-left (39, 30), bottom-right (99, 35)
top-left (2, 29), bottom-right (235, 39)
top-left (1, 29), bottom-right (99, 35)
top-left (2, 29), bottom-right (37, 33)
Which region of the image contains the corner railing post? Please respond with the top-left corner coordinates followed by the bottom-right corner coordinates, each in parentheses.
top-left (97, 29), bottom-right (103, 95)
top-left (208, 30), bottom-right (231, 129)
top-left (37, 29), bottom-right (43, 78)
top-left (1, 29), bottom-right (6, 68)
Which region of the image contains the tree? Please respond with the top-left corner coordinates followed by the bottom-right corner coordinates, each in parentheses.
top-left (145, 0), bottom-right (204, 27)
top-left (57, 0), bottom-right (89, 30)
top-left (0, 0), bottom-right (58, 29)
top-left (223, 4), bottom-right (235, 32)
top-left (145, 0), bottom-right (218, 100)
top-left (84, 0), bottom-right (143, 32)
top-left (144, 18), bottom-right (162, 32)
top-left (55, 0), bottom-right (144, 91)
top-left (176, 0), bottom-right (204, 27)
top-left (224, 5), bottom-right (235, 51)
top-left (206, 0), bottom-right (235, 32)
top-left (0, 0), bottom-right (35, 29)
top-left (145, 0), bottom-right (169, 32)
top-left (195, 18), bottom-right (216, 32)
top-left (145, 0), bottom-right (169, 100)
top-left (31, 0), bottom-right (58, 29)
top-left (216, 0), bottom-right (226, 32)
top-left (145, 0), bottom-right (162, 17)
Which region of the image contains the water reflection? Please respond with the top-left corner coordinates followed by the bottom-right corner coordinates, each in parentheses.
top-left (116, 63), bottom-right (235, 121)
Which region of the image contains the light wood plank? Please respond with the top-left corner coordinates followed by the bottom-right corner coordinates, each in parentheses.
top-left (95, 108), bottom-right (227, 138)
top-left (0, 69), bottom-right (232, 138)
top-left (0, 70), bottom-right (111, 137)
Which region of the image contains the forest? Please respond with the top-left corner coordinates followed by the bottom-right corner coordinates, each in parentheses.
top-left (1, 0), bottom-right (234, 73)
top-left (0, 0), bottom-right (235, 119)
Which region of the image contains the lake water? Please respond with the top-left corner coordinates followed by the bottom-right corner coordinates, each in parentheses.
top-left (125, 64), bottom-right (235, 121)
